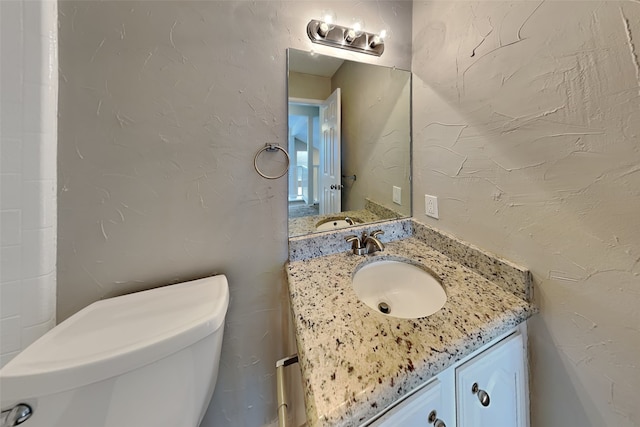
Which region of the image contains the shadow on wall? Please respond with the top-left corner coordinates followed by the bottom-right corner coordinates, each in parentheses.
top-left (528, 315), bottom-right (603, 427)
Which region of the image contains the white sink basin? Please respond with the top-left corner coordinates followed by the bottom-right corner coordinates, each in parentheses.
top-left (352, 260), bottom-right (446, 319)
top-left (315, 217), bottom-right (362, 231)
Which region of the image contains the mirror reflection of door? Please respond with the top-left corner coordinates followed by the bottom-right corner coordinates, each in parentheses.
top-left (288, 89), bottom-right (341, 217)
top-left (319, 88), bottom-right (341, 215)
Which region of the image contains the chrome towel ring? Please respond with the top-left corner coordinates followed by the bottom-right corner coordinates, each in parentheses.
top-left (254, 143), bottom-right (290, 179)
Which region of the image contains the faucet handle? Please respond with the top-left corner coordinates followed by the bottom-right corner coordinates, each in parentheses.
top-left (371, 230), bottom-right (385, 239)
top-left (345, 235), bottom-right (367, 255)
top-left (345, 235), bottom-right (362, 248)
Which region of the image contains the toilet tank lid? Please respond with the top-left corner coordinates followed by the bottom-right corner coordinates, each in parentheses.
top-left (0, 274), bottom-right (229, 401)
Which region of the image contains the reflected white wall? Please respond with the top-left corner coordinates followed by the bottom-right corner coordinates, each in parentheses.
top-left (0, 0), bottom-right (57, 367)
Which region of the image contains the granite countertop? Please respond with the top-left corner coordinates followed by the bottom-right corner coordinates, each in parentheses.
top-left (286, 235), bottom-right (535, 427)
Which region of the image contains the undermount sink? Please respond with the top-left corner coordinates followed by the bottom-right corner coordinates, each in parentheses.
top-left (315, 217), bottom-right (362, 231)
top-left (352, 259), bottom-right (447, 319)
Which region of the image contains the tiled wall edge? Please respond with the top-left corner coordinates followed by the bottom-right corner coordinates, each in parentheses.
top-left (0, 0), bottom-right (58, 366)
top-left (411, 219), bottom-right (532, 301)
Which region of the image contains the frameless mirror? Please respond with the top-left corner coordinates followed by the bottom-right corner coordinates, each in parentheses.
top-left (287, 48), bottom-right (412, 237)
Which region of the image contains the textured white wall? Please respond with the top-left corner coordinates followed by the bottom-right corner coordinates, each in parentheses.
top-left (412, 1), bottom-right (640, 426)
top-left (57, 2), bottom-right (412, 425)
top-left (0, 0), bottom-right (57, 368)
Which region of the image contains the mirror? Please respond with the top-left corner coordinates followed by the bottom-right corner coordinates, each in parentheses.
top-left (287, 48), bottom-right (412, 237)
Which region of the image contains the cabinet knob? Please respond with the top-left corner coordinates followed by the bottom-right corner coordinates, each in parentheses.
top-left (471, 382), bottom-right (491, 407)
top-left (428, 410), bottom-right (446, 427)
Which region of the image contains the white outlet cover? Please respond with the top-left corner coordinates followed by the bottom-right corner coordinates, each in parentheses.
top-left (393, 186), bottom-right (401, 205)
top-left (425, 195), bottom-right (439, 219)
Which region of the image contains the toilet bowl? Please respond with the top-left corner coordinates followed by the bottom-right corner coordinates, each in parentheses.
top-left (0, 275), bottom-right (229, 427)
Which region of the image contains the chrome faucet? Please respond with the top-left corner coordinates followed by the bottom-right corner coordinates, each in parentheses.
top-left (345, 230), bottom-right (385, 255)
top-left (363, 230), bottom-right (385, 253)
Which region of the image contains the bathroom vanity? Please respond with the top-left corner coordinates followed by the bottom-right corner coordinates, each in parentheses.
top-left (369, 327), bottom-right (527, 427)
top-left (286, 219), bottom-right (535, 426)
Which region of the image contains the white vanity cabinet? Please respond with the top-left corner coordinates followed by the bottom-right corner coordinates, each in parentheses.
top-left (367, 328), bottom-right (528, 427)
top-left (372, 378), bottom-right (453, 427)
top-left (456, 332), bottom-right (527, 427)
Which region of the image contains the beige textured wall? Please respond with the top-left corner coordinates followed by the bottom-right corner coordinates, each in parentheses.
top-left (332, 61), bottom-right (412, 215)
top-left (57, 1), bottom-right (412, 426)
top-left (288, 71), bottom-right (331, 100)
top-left (412, 2), bottom-right (640, 426)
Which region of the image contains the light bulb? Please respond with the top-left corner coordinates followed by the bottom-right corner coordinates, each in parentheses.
top-left (345, 17), bottom-right (365, 44)
top-left (318, 22), bottom-right (330, 37)
top-left (351, 17), bottom-right (364, 36)
top-left (370, 28), bottom-right (391, 48)
top-left (322, 10), bottom-right (336, 26)
top-left (318, 9), bottom-right (337, 38)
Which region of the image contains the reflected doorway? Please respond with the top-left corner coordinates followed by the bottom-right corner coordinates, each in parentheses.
top-left (288, 90), bottom-right (342, 219)
top-left (288, 101), bottom-right (320, 214)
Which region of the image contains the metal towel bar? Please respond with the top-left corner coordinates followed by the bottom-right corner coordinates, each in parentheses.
top-left (276, 354), bottom-right (299, 427)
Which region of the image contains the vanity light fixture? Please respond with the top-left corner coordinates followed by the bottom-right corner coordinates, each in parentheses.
top-left (344, 17), bottom-right (364, 43)
top-left (317, 9), bottom-right (337, 37)
top-left (370, 28), bottom-right (390, 48)
top-left (307, 17), bottom-right (386, 57)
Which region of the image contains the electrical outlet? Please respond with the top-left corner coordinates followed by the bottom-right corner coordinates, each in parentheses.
top-left (425, 195), bottom-right (439, 219)
top-left (393, 186), bottom-right (401, 205)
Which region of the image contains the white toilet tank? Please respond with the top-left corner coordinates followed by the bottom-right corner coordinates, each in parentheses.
top-left (0, 275), bottom-right (229, 427)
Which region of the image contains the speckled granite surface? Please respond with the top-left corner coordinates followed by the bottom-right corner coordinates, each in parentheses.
top-left (288, 199), bottom-right (406, 238)
top-left (289, 209), bottom-right (381, 237)
top-left (288, 219), bottom-right (412, 262)
top-left (286, 235), bottom-right (535, 426)
top-left (412, 221), bottom-right (533, 300)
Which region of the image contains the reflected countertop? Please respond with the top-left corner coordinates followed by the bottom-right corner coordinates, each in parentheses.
top-left (288, 199), bottom-right (406, 237)
top-left (288, 209), bottom-right (381, 237)
top-left (286, 222), bottom-right (536, 426)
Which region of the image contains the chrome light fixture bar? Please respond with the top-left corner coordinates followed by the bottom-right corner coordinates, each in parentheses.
top-left (306, 19), bottom-right (385, 57)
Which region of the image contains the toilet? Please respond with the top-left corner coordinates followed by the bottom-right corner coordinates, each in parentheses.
top-left (0, 275), bottom-right (229, 427)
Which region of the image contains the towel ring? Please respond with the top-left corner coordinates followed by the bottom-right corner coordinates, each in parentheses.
top-left (254, 143), bottom-right (290, 179)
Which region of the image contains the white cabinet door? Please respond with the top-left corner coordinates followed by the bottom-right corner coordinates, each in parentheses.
top-left (456, 332), bottom-right (528, 427)
top-left (371, 379), bottom-right (451, 427)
